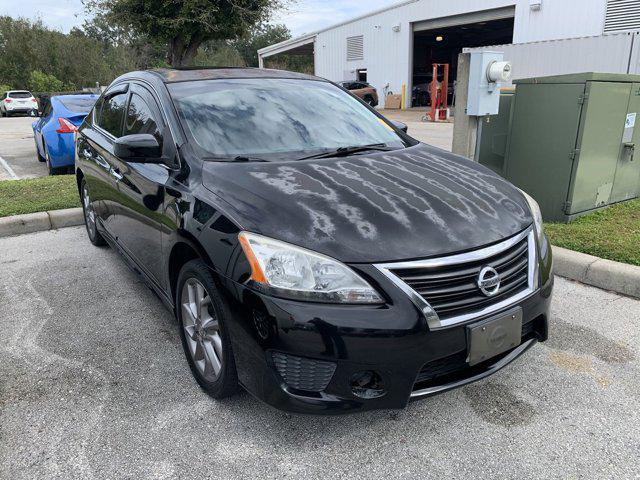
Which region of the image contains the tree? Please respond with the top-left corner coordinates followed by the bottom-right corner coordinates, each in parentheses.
top-left (0, 16), bottom-right (134, 90)
top-left (81, 14), bottom-right (167, 70)
top-left (28, 70), bottom-right (65, 92)
top-left (86, 0), bottom-right (287, 67)
top-left (233, 23), bottom-right (290, 67)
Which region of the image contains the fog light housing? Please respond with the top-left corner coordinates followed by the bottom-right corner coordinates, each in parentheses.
top-left (350, 370), bottom-right (386, 399)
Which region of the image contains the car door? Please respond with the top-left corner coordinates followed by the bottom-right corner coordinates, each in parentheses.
top-left (108, 83), bottom-right (170, 284)
top-left (77, 84), bottom-right (129, 232)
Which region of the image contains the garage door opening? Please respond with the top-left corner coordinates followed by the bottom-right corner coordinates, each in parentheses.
top-left (411, 15), bottom-right (514, 108)
top-left (259, 38), bottom-right (315, 75)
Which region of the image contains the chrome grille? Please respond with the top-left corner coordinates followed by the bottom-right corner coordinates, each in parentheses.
top-left (375, 228), bottom-right (537, 329)
top-left (392, 236), bottom-right (529, 319)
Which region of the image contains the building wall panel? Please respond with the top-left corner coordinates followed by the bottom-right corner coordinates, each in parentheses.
top-left (467, 33), bottom-right (635, 80)
top-left (310, 0), bottom-right (609, 106)
top-left (512, 0), bottom-right (607, 43)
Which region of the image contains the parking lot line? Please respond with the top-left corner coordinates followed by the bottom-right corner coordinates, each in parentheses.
top-left (0, 153), bottom-right (19, 180)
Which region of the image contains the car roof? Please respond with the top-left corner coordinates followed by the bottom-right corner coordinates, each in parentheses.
top-left (114, 67), bottom-right (323, 85)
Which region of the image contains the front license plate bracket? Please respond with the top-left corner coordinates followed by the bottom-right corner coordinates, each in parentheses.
top-left (467, 307), bottom-right (523, 366)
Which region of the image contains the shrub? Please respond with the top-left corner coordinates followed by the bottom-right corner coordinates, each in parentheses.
top-left (28, 70), bottom-right (65, 92)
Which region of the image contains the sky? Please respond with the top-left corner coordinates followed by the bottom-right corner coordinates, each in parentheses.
top-left (0, 0), bottom-right (395, 37)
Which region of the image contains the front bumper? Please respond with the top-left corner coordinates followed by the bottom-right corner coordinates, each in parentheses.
top-left (219, 236), bottom-right (553, 414)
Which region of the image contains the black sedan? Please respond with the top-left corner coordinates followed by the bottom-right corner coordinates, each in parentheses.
top-left (75, 68), bottom-right (553, 414)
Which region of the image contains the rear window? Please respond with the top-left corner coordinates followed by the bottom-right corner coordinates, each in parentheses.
top-left (9, 92), bottom-right (31, 99)
top-left (59, 96), bottom-right (97, 113)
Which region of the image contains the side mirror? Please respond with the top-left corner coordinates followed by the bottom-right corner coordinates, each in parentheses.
top-left (114, 134), bottom-right (162, 161)
top-left (390, 120), bottom-right (408, 133)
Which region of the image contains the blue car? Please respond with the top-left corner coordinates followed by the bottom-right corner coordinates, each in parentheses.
top-left (33, 94), bottom-right (98, 175)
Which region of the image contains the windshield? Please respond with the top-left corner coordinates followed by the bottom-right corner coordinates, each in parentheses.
top-left (168, 78), bottom-right (409, 159)
top-left (59, 96), bottom-right (97, 113)
top-left (9, 91), bottom-right (31, 99)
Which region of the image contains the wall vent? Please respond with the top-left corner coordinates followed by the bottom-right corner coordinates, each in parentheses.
top-left (346, 35), bottom-right (364, 61)
top-left (605, 0), bottom-right (640, 33)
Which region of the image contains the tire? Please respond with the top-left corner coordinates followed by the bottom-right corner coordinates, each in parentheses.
top-left (0, 109), bottom-right (5, 117)
top-left (80, 178), bottom-right (107, 247)
top-left (176, 259), bottom-right (239, 399)
top-left (364, 95), bottom-right (375, 106)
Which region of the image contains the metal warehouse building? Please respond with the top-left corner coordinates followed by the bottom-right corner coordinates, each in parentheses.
top-left (258, 0), bottom-right (640, 108)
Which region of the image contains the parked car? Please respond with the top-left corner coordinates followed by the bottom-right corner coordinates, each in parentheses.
top-left (340, 81), bottom-right (378, 106)
top-left (76, 68), bottom-right (553, 414)
top-left (0, 90), bottom-right (39, 117)
top-left (32, 94), bottom-right (98, 175)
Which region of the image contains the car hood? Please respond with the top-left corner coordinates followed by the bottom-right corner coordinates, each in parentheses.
top-left (201, 144), bottom-right (532, 263)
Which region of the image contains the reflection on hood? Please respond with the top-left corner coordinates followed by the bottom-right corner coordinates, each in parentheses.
top-left (202, 144), bottom-right (532, 263)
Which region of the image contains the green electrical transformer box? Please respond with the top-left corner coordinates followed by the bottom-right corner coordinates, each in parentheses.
top-left (480, 73), bottom-right (640, 222)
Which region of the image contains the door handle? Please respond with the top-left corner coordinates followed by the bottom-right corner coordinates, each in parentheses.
top-left (624, 142), bottom-right (635, 149)
top-left (111, 167), bottom-right (124, 182)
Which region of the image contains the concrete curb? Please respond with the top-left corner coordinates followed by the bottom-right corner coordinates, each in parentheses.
top-left (0, 211), bottom-right (638, 299)
top-left (0, 208), bottom-right (83, 238)
top-left (553, 246), bottom-right (640, 299)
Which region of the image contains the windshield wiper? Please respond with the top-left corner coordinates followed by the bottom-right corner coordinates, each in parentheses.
top-left (296, 143), bottom-right (394, 161)
top-left (231, 155), bottom-right (269, 162)
top-left (203, 155), bottom-right (269, 163)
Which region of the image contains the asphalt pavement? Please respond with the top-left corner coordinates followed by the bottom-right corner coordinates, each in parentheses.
top-left (0, 117), bottom-right (48, 180)
top-left (1, 226), bottom-right (639, 479)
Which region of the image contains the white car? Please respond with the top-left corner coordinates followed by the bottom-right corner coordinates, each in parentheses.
top-left (0, 90), bottom-right (39, 117)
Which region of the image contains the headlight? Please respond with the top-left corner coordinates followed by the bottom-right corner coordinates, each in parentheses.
top-left (238, 232), bottom-right (383, 304)
top-left (519, 189), bottom-right (544, 244)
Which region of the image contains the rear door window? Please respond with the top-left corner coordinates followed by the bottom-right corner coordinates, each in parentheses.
top-left (98, 93), bottom-right (127, 138)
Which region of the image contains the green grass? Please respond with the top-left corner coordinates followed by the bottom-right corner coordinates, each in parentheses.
top-left (0, 175), bottom-right (80, 218)
top-left (545, 199), bottom-right (640, 266)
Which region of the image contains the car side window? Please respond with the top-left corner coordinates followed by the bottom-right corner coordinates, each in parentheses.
top-left (92, 97), bottom-right (104, 125)
top-left (125, 93), bottom-right (161, 141)
top-left (98, 93), bottom-right (127, 138)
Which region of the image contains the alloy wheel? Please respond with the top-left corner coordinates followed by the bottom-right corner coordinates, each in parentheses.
top-left (82, 184), bottom-right (97, 237)
top-left (181, 278), bottom-right (223, 382)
